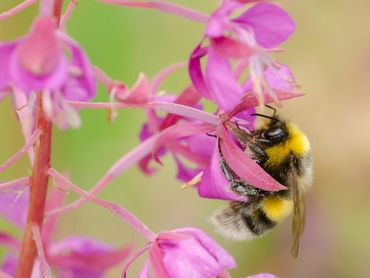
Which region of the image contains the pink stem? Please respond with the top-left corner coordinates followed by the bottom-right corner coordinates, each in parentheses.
top-left (0, 177), bottom-right (30, 190)
top-left (0, 129), bottom-right (42, 173)
top-left (66, 100), bottom-right (220, 126)
top-left (122, 244), bottom-right (150, 278)
top-left (46, 132), bottom-right (160, 216)
top-left (15, 94), bottom-right (53, 278)
top-left (0, 0), bottom-right (37, 20)
top-left (97, 0), bottom-right (209, 23)
top-left (93, 66), bottom-right (113, 87)
top-left (49, 168), bottom-right (157, 241)
top-left (60, 0), bottom-right (78, 30)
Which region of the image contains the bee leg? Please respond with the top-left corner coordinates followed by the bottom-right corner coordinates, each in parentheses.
top-left (231, 180), bottom-right (266, 197)
top-left (220, 157), bottom-right (235, 182)
top-left (248, 143), bottom-right (268, 164)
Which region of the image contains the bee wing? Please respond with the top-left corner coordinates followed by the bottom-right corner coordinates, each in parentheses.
top-left (289, 158), bottom-right (305, 258)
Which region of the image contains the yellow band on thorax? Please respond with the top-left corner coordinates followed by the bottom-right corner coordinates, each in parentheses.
top-left (264, 124), bottom-right (310, 166)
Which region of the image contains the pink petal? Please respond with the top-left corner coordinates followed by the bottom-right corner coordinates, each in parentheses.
top-left (173, 155), bottom-right (202, 183)
top-left (188, 43), bottom-right (212, 99)
top-left (160, 85), bottom-right (201, 129)
top-left (153, 121), bottom-right (214, 163)
top-left (197, 144), bottom-right (244, 201)
top-left (138, 258), bottom-right (151, 278)
top-left (0, 232), bottom-right (21, 250)
top-left (226, 90), bottom-right (304, 119)
top-left (0, 184), bottom-right (29, 229)
top-left (210, 36), bottom-right (256, 59)
top-left (185, 133), bottom-right (214, 159)
top-left (149, 241), bottom-right (170, 278)
top-left (173, 228), bottom-right (236, 269)
top-left (60, 32), bottom-right (97, 101)
top-left (218, 125), bottom-right (286, 191)
top-left (263, 63), bottom-right (296, 91)
top-left (1, 254), bottom-right (17, 276)
top-left (16, 17), bottom-right (60, 76)
top-left (0, 42), bottom-right (16, 90)
top-left (243, 63), bottom-right (296, 92)
top-left (205, 49), bottom-right (243, 111)
top-left (234, 3), bottom-right (295, 48)
top-left (158, 229), bottom-right (234, 278)
top-left (117, 73), bottom-right (150, 103)
top-left (50, 236), bottom-right (132, 274)
top-left (206, 2), bottom-right (242, 37)
top-left (10, 52), bottom-right (68, 92)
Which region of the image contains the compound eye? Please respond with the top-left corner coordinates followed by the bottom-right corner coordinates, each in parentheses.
top-left (262, 127), bottom-right (285, 139)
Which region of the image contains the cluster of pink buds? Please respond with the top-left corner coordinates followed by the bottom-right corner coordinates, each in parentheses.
top-left (0, 0), bottom-right (304, 277)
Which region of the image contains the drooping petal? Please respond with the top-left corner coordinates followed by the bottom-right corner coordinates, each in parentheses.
top-left (188, 43), bottom-right (212, 99)
top-left (197, 144), bottom-right (244, 201)
top-left (234, 3), bottom-right (295, 48)
top-left (218, 125), bottom-right (286, 191)
top-left (226, 90), bottom-right (304, 119)
top-left (205, 49), bottom-right (243, 111)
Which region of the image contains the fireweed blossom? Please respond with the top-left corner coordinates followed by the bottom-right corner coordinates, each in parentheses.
top-left (188, 1), bottom-right (296, 111)
top-left (0, 0), bottom-right (304, 277)
top-left (0, 15), bottom-right (96, 128)
top-left (48, 169), bottom-right (236, 278)
top-left (0, 185), bottom-right (131, 277)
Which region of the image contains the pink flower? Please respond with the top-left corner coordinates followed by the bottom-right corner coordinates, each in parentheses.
top-left (0, 186), bottom-right (131, 277)
top-left (189, 2), bottom-right (296, 111)
top-left (125, 228), bottom-right (236, 278)
top-left (0, 16), bottom-right (96, 128)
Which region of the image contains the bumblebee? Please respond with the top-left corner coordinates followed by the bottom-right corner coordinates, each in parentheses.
top-left (211, 106), bottom-right (313, 257)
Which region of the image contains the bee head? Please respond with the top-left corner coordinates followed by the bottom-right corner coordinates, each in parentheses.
top-left (251, 108), bottom-right (289, 146)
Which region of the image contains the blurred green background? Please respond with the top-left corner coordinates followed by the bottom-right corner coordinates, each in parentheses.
top-left (1, 0), bottom-right (370, 277)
